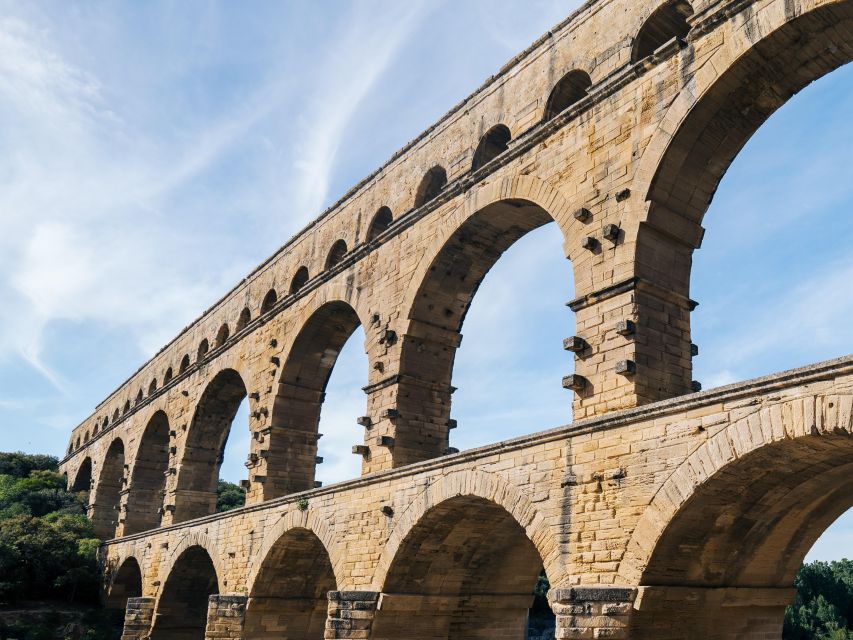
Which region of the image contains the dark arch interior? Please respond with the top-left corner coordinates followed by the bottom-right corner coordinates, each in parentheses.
top-left (174, 369), bottom-right (248, 522)
top-left (150, 546), bottom-right (218, 640)
top-left (197, 339), bottom-right (209, 361)
top-left (71, 457), bottom-right (92, 493)
top-left (266, 301), bottom-right (363, 498)
top-left (106, 557), bottom-right (142, 610)
top-left (92, 439), bottom-right (125, 539)
top-left (395, 199), bottom-right (559, 465)
top-left (148, 379), bottom-right (157, 395)
top-left (367, 206), bottom-right (393, 241)
top-left (215, 323), bottom-right (230, 347)
top-left (123, 411), bottom-right (170, 535)
top-left (543, 70), bottom-right (592, 122)
top-left (244, 528), bottom-right (337, 639)
top-left (633, 434), bottom-right (853, 638)
top-left (325, 240), bottom-right (348, 269)
top-left (261, 288), bottom-right (278, 314)
top-left (236, 306), bottom-right (251, 332)
top-left (290, 267), bottom-right (309, 294)
top-left (164, 367), bottom-right (173, 384)
top-left (414, 166), bottom-right (448, 208)
top-left (632, 0), bottom-right (693, 62)
top-left (179, 354), bottom-right (190, 374)
top-left (472, 124), bottom-right (512, 171)
top-left (372, 496), bottom-right (551, 640)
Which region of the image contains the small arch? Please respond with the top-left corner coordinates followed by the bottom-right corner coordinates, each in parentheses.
top-left (325, 239), bottom-right (348, 269)
top-left (290, 267), bottom-right (309, 294)
top-left (215, 323), bottom-right (230, 348)
top-left (122, 400), bottom-right (130, 415)
top-left (150, 545), bottom-right (219, 639)
top-left (148, 379), bottom-right (157, 395)
top-left (92, 424), bottom-right (99, 436)
top-left (414, 165), bottom-right (448, 208)
top-left (179, 354), bottom-right (190, 374)
top-left (83, 430), bottom-right (90, 442)
top-left (103, 416), bottom-right (110, 430)
top-left (472, 124), bottom-right (512, 171)
top-left (236, 306), bottom-right (251, 332)
top-left (164, 367), bottom-right (173, 384)
top-left (135, 389), bottom-right (143, 405)
top-left (197, 339), bottom-right (209, 361)
top-left (112, 408), bottom-right (120, 422)
top-left (366, 206), bottom-right (393, 242)
top-left (106, 556), bottom-right (142, 611)
top-left (543, 70), bottom-right (592, 122)
top-left (244, 528), bottom-right (337, 638)
top-left (261, 288), bottom-right (278, 314)
top-left (631, 0), bottom-right (693, 62)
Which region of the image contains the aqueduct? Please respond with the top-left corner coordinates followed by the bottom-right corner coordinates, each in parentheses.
top-left (59, 0), bottom-right (853, 637)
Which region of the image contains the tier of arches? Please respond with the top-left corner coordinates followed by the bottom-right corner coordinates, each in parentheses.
top-left (65, 0), bottom-right (699, 457)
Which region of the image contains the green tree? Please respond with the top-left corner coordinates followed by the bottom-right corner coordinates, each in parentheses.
top-left (785, 560), bottom-right (853, 639)
top-left (0, 452), bottom-right (59, 478)
top-left (216, 479), bottom-right (246, 513)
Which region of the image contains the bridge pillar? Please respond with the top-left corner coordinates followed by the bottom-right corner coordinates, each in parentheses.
top-left (120, 596), bottom-right (155, 640)
top-left (550, 586), bottom-right (637, 639)
top-left (205, 594), bottom-right (247, 639)
top-left (631, 586), bottom-right (794, 639)
top-left (325, 591), bottom-right (379, 639)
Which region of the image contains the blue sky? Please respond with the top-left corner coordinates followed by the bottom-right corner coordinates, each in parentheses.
top-left (0, 1), bottom-right (851, 561)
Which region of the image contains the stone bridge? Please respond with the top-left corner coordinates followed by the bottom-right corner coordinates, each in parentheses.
top-left (58, 0), bottom-right (853, 637)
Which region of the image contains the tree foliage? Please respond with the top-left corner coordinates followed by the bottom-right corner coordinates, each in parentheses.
top-left (216, 479), bottom-right (246, 513)
top-left (785, 560), bottom-right (853, 639)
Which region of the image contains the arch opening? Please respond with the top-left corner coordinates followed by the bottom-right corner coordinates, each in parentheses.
top-left (244, 528), bottom-right (337, 639)
top-left (472, 124), bottom-right (512, 170)
top-left (91, 438), bottom-right (125, 539)
top-left (215, 323), bottom-right (230, 348)
top-left (366, 206), bottom-right (393, 241)
top-left (164, 367), bottom-right (173, 384)
top-left (630, 433), bottom-right (853, 638)
top-left (543, 70), bottom-right (592, 122)
top-left (414, 166), bottom-right (448, 208)
top-left (236, 306), bottom-right (251, 332)
top-left (631, 0), bottom-right (693, 63)
top-left (325, 239), bottom-right (348, 269)
top-left (261, 288), bottom-right (278, 314)
top-left (123, 411), bottom-right (170, 534)
top-left (372, 495), bottom-right (553, 639)
top-left (291, 267), bottom-right (310, 294)
top-left (197, 339), bottom-right (209, 362)
top-left (71, 457), bottom-right (92, 495)
top-left (106, 557), bottom-right (142, 611)
top-left (397, 199), bottom-right (572, 464)
top-left (150, 546), bottom-right (218, 640)
top-left (179, 354), bottom-right (190, 374)
top-left (267, 301), bottom-right (365, 497)
top-left (173, 369), bottom-right (248, 522)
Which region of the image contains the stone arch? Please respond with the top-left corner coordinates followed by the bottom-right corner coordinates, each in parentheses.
top-left (366, 206), bottom-right (393, 242)
top-left (290, 266), bottom-right (310, 294)
top-left (266, 300), bottom-right (369, 497)
top-left (371, 470), bottom-right (557, 639)
top-left (164, 366), bottom-right (173, 384)
top-left (236, 306), bottom-right (251, 332)
top-left (630, 0), bottom-right (693, 63)
top-left (197, 338), bottom-right (209, 361)
top-left (325, 239), bottom-right (348, 269)
top-left (261, 288), bottom-right (278, 314)
top-left (148, 379), bottom-right (157, 395)
top-left (91, 438), bottom-right (125, 539)
top-left (123, 411), bottom-right (170, 534)
top-left (179, 354), bottom-right (190, 374)
top-left (634, 0), bottom-right (853, 301)
top-left (621, 392), bottom-right (853, 637)
top-left (244, 516), bottom-right (339, 639)
top-left (151, 539), bottom-right (223, 640)
top-left (173, 368), bottom-right (249, 522)
top-left (471, 123), bottom-right (511, 170)
top-left (543, 69), bottom-right (592, 122)
top-left (105, 555), bottom-right (143, 610)
top-left (413, 165), bottom-right (447, 208)
top-left (394, 176), bottom-right (576, 465)
top-left (215, 323), bottom-right (230, 347)
top-left (70, 456), bottom-right (92, 493)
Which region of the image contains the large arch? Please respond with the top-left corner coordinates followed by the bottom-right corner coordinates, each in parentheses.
top-left (266, 300), bottom-right (367, 497)
top-left (244, 527), bottom-right (337, 639)
top-left (173, 368), bottom-right (249, 522)
top-left (621, 392), bottom-right (853, 638)
top-left (70, 456), bottom-right (92, 493)
top-left (371, 491), bottom-right (552, 640)
top-left (150, 544), bottom-right (219, 640)
top-left (395, 188), bottom-right (574, 465)
top-left (91, 438), bottom-right (125, 539)
top-left (635, 0), bottom-right (853, 301)
top-left (105, 556), bottom-right (143, 611)
top-left (123, 411), bottom-right (170, 534)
